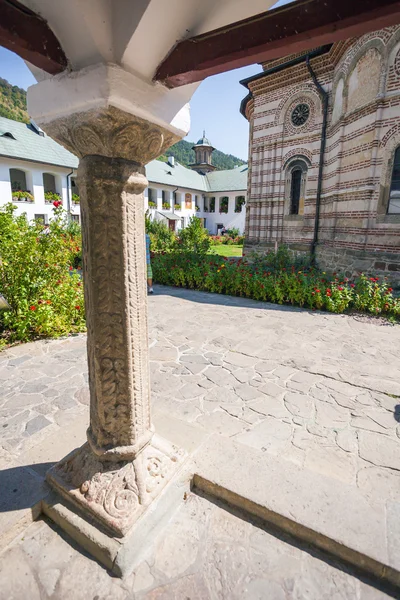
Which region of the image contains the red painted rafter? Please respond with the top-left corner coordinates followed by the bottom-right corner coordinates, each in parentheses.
top-left (0, 0), bottom-right (67, 75)
top-left (155, 0), bottom-right (400, 88)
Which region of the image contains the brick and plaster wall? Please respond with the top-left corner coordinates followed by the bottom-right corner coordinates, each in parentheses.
top-left (244, 26), bottom-right (400, 283)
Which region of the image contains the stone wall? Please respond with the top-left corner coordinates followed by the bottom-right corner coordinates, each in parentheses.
top-left (243, 26), bottom-right (400, 280)
top-left (315, 244), bottom-right (400, 284)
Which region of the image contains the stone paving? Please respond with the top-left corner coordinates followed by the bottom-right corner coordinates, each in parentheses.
top-left (0, 492), bottom-right (390, 600)
top-left (1, 286), bottom-right (399, 498)
top-left (1, 285), bottom-right (400, 598)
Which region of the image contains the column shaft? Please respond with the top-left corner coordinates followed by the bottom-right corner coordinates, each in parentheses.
top-left (79, 156), bottom-right (152, 459)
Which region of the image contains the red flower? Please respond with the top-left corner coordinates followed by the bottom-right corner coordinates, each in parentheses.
top-left (46, 300), bottom-right (51, 304)
top-left (350, 283), bottom-right (355, 288)
top-left (338, 286), bottom-right (343, 291)
top-left (30, 305), bottom-right (36, 311)
top-left (76, 247), bottom-right (80, 252)
top-left (315, 289), bottom-right (321, 293)
top-left (69, 266), bottom-right (73, 271)
top-left (75, 305), bottom-right (81, 310)
top-left (388, 287), bottom-right (393, 292)
top-left (53, 200), bottom-right (62, 208)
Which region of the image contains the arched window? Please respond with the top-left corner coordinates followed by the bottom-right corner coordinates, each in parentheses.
top-left (290, 168), bottom-right (302, 215)
top-left (10, 168), bottom-right (27, 192)
top-left (388, 146), bottom-right (400, 214)
top-left (43, 173), bottom-right (56, 193)
top-left (285, 159), bottom-right (308, 215)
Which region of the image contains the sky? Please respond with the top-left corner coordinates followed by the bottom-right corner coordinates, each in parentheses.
top-left (0, 0), bottom-right (294, 161)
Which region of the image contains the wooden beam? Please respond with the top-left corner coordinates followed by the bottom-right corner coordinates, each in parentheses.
top-left (155, 0), bottom-right (400, 88)
top-left (0, 0), bottom-right (67, 75)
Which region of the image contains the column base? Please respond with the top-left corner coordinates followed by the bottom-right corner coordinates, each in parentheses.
top-left (46, 435), bottom-right (187, 538)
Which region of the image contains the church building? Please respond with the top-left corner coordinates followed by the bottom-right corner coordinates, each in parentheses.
top-left (241, 26), bottom-right (400, 282)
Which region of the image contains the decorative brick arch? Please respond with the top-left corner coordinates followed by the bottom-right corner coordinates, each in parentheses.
top-left (380, 124), bottom-right (400, 148)
top-left (282, 148), bottom-right (313, 168)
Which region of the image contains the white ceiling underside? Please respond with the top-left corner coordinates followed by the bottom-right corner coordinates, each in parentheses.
top-left (21, 0), bottom-right (279, 139)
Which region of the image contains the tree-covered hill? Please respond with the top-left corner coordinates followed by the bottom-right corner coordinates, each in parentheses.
top-left (158, 139), bottom-right (246, 170)
top-left (0, 78), bottom-right (28, 123)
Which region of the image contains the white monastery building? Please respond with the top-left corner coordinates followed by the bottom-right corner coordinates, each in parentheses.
top-left (0, 117), bottom-right (247, 234)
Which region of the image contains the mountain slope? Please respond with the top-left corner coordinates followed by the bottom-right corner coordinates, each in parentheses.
top-left (158, 139), bottom-right (246, 170)
top-left (0, 78), bottom-right (28, 123)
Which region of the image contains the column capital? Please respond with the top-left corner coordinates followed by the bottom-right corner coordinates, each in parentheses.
top-left (43, 105), bottom-right (181, 165)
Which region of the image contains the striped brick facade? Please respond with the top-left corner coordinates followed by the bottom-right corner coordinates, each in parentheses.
top-left (244, 27), bottom-right (400, 282)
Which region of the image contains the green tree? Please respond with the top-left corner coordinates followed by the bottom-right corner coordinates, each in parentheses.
top-left (176, 217), bottom-right (211, 255)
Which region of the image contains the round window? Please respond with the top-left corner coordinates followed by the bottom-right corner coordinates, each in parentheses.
top-left (291, 103), bottom-right (310, 127)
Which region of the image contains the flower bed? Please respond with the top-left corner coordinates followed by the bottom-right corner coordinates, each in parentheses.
top-left (209, 235), bottom-right (245, 246)
top-left (152, 252), bottom-right (400, 319)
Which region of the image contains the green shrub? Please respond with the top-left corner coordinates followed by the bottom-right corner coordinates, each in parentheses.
top-left (152, 251), bottom-right (400, 320)
top-left (145, 213), bottom-right (176, 252)
top-left (176, 217), bottom-right (211, 255)
top-left (0, 204), bottom-right (85, 344)
top-left (227, 227), bottom-right (240, 238)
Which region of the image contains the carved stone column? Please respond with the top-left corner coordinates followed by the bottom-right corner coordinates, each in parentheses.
top-left (43, 107), bottom-right (185, 537)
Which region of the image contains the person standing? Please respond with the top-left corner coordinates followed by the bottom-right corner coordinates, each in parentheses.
top-left (146, 233), bottom-right (153, 294)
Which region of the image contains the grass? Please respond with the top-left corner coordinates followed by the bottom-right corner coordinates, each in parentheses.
top-left (209, 245), bottom-right (243, 257)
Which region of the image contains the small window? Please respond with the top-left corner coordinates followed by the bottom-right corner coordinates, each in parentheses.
top-left (1, 132), bottom-right (16, 139)
top-left (148, 188), bottom-right (156, 208)
top-left (388, 146), bottom-right (400, 214)
top-left (210, 197), bottom-right (216, 213)
top-left (71, 214), bottom-right (80, 223)
top-left (10, 168), bottom-right (27, 193)
top-left (185, 193), bottom-right (192, 210)
top-left (219, 197), bottom-right (229, 214)
top-left (34, 214), bottom-right (47, 224)
top-left (162, 190), bottom-right (170, 209)
top-left (235, 196), bottom-right (245, 213)
top-left (203, 197), bottom-right (209, 212)
top-left (43, 173), bottom-right (56, 193)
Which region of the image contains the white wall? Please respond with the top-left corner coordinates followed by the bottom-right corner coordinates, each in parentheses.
top-left (144, 183), bottom-right (198, 232)
top-left (144, 184), bottom-right (246, 234)
top-left (0, 158), bottom-right (77, 223)
top-left (202, 191), bottom-right (246, 234)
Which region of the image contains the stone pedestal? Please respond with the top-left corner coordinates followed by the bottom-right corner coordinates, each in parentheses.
top-left (42, 107), bottom-right (188, 557)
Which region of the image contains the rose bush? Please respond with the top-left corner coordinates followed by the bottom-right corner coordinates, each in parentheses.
top-left (152, 251), bottom-right (400, 320)
top-left (0, 204), bottom-right (85, 346)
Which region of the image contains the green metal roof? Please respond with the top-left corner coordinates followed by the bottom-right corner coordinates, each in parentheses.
top-left (146, 159), bottom-right (247, 193)
top-left (145, 159), bottom-right (208, 191)
top-left (0, 116), bottom-right (78, 169)
top-left (206, 165), bottom-right (248, 192)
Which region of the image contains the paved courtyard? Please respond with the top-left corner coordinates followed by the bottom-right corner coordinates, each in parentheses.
top-left (0, 285), bottom-right (400, 598)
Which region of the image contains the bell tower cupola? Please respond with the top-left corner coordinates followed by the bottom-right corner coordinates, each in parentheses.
top-left (190, 130), bottom-right (216, 173)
